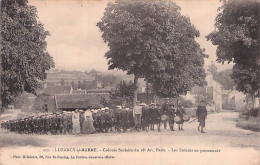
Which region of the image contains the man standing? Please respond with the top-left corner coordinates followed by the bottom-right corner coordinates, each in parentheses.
top-left (133, 101), bottom-right (142, 132)
top-left (120, 106), bottom-right (128, 132)
top-left (161, 98), bottom-right (170, 129)
top-left (115, 105), bottom-right (122, 132)
top-left (196, 100), bottom-right (207, 133)
top-left (168, 104), bottom-right (175, 131)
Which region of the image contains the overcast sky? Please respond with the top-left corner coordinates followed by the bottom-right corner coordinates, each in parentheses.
top-left (29, 0), bottom-right (233, 72)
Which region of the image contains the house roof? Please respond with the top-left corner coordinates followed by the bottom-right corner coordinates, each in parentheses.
top-left (43, 86), bottom-right (72, 95)
top-left (72, 90), bottom-right (86, 94)
top-left (55, 94), bottom-right (103, 109)
top-left (222, 90), bottom-right (231, 95)
top-left (86, 88), bottom-right (111, 94)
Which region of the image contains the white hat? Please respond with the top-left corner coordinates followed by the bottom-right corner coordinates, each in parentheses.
top-left (105, 107), bottom-right (109, 110)
top-left (140, 103), bottom-right (146, 106)
top-left (116, 105), bottom-right (122, 109)
top-left (101, 108), bottom-right (105, 111)
top-left (125, 108), bottom-right (129, 110)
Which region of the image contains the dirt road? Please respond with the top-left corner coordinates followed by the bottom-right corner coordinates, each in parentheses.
top-left (34, 110), bottom-right (259, 149)
top-left (1, 110), bottom-right (259, 165)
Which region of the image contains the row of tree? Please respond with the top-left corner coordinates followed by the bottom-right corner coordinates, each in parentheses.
top-left (1, 0), bottom-right (259, 110)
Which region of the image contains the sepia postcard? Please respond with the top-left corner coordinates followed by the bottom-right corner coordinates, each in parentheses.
top-left (0, 0), bottom-right (259, 165)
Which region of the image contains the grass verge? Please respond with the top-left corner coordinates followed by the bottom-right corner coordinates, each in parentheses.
top-left (0, 132), bottom-right (46, 147)
top-left (237, 116), bottom-right (260, 132)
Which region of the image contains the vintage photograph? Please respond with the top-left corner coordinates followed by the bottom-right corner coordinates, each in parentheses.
top-left (0, 0), bottom-right (259, 164)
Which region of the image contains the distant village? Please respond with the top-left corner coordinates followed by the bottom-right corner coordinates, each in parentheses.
top-left (10, 68), bottom-right (259, 114)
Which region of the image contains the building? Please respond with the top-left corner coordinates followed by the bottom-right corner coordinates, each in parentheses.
top-left (227, 90), bottom-right (247, 111)
top-left (55, 94), bottom-right (103, 110)
top-left (72, 89), bottom-right (86, 94)
top-left (205, 74), bottom-right (222, 112)
top-left (182, 91), bottom-right (196, 104)
top-left (43, 86), bottom-right (73, 96)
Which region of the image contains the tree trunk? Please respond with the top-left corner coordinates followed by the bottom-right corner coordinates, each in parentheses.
top-left (257, 5), bottom-right (260, 113)
top-left (133, 74), bottom-right (139, 107)
top-left (252, 94), bottom-right (256, 109)
top-left (146, 81), bottom-right (149, 105)
top-left (153, 92), bottom-right (157, 105)
top-left (176, 97), bottom-right (179, 110)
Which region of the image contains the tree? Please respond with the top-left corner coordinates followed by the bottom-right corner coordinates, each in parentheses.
top-left (13, 92), bottom-right (30, 110)
top-left (110, 81), bottom-right (135, 107)
top-left (148, 47), bottom-right (207, 102)
top-left (207, 0), bottom-right (259, 107)
top-left (1, 0), bottom-right (55, 108)
top-left (78, 81), bottom-right (81, 89)
top-left (71, 81), bottom-right (75, 89)
top-left (60, 79), bottom-right (65, 86)
top-left (97, 0), bottom-right (207, 106)
top-left (208, 61), bottom-right (218, 79)
top-left (89, 69), bottom-right (99, 76)
top-left (214, 69), bottom-right (235, 90)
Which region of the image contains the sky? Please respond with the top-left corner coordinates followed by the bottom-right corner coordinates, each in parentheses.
top-left (29, 0), bottom-right (233, 72)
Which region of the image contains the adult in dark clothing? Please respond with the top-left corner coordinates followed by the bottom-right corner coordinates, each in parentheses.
top-left (96, 110), bottom-right (102, 133)
top-left (141, 105), bottom-right (149, 132)
top-left (161, 98), bottom-right (170, 129)
top-left (120, 107), bottom-right (128, 132)
top-left (100, 108), bottom-right (107, 132)
top-left (115, 106), bottom-right (122, 132)
top-left (126, 108), bottom-right (134, 131)
top-left (92, 110), bottom-right (99, 131)
top-left (168, 104), bottom-right (175, 131)
top-left (176, 105), bottom-right (186, 131)
top-left (149, 104), bottom-right (161, 132)
top-left (104, 108), bottom-right (111, 133)
top-left (196, 100), bottom-right (208, 133)
top-left (108, 109), bottom-right (114, 132)
top-left (79, 110), bottom-right (85, 134)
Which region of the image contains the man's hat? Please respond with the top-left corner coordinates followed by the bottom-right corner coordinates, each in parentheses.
top-left (116, 105), bottom-right (122, 109)
top-left (165, 98), bottom-right (170, 100)
top-left (105, 107), bottom-right (109, 110)
top-left (140, 103), bottom-right (146, 106)
top-left (101, 108), bottom-right (105, 111)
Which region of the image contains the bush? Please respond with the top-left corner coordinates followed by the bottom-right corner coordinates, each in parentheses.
top-left (242, 108), bottom-right (259, 120)
top-left (237, 116), bottom-right (260, 132)
top-left (181, 100), bottom-right (194, 108)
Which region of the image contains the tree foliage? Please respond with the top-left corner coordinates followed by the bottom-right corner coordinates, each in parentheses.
top-left (207, 0), bottom-right (259, 97)
top-left (214, 69), bottom-right (235, 90)
top-left (98, 0), bottom-right (207, 105)
top-left (207, 62), bottom-right (218, 79)
top-left (95, 74), bottom-right (122, 87)
top-left (1, 0), bottom-right (55, 108)
top-left (110, 81), bottom-right (135, 107)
